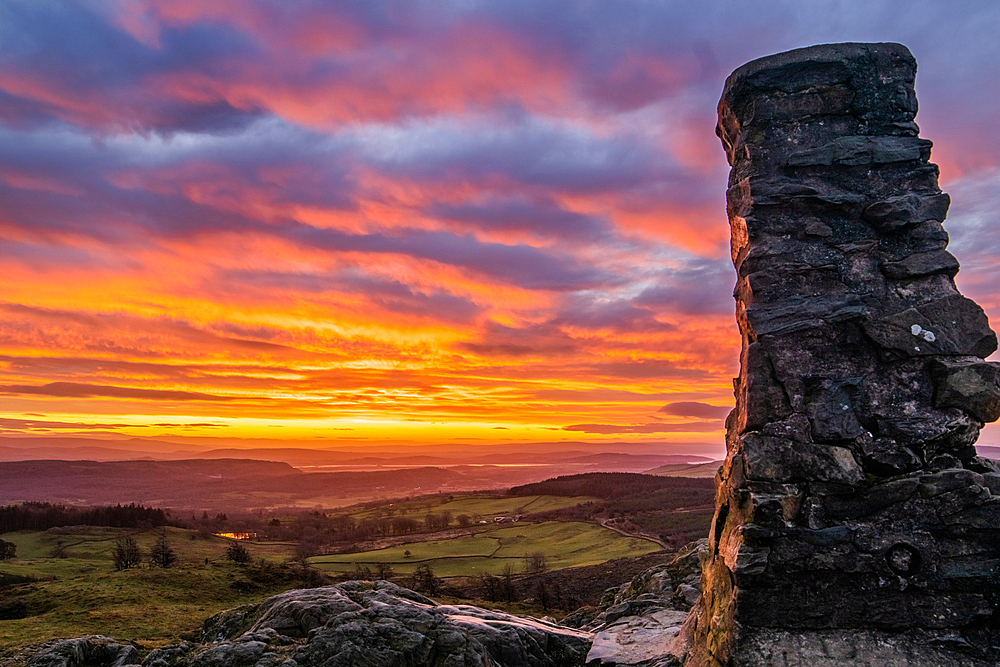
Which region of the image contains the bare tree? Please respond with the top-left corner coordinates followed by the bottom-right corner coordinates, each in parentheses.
top-left (111, 535), bottom-right (141, 570)
top-left (226, 540), bottom-right (251, 564)
top-left (148, 532), bottom-right (177, 568)
top-left (411, 564), bottom-right (440, 596)
top-left (479, 572), bottom-right (501, 602)
top-left (374, 561), bottom-right (394, 580)
top-left (500, 563), bottom-right (517, 603)
top-left (522, 551), bottom-right (547, 575)
top-left (535, 580), bottom-right (550, 610)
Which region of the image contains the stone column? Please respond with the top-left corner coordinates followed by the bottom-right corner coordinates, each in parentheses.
top-left (684, 43), bottom-right (1000, 666)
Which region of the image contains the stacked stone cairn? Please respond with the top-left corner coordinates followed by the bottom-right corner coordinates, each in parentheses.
top-left (685, 43), bottom-right (1000, 666)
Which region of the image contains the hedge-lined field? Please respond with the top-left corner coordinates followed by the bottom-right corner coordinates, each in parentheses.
top-left (309, 520), bottom-right (661, 578)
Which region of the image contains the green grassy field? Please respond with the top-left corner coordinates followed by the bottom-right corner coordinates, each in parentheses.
top-left (0, 493), bottom-right (659, 653)
top-left (309, 520), bottom-right (661, 578)
top-left (347, 494), bottom-right (598, 520)
top-left (0, 526), bottom-right (299, 650)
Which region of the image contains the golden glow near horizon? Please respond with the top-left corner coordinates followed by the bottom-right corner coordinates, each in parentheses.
top-left (0, 263), bottom-right (737, 444)
top-left (2, 2), bottom-right (999, 452)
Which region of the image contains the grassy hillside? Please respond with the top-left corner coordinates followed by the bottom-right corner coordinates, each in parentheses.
top-left (645, 461), bottom-right (722, 477)
top-left (0, 517), bottom-right (660, 651)
top-left (348, 493), bottom-right (596, 521)
top-left (309, 520), bottom-right (662, 578)
top-left (509, 473), bottom-right (715, 549)
top-left (0, 526), bottom-right (302, 650)
top-left (0, 481), bottom-right (706, 653)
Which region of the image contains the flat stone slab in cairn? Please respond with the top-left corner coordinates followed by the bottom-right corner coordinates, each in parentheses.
top-left (681, 42), bottom-right (1000, 667)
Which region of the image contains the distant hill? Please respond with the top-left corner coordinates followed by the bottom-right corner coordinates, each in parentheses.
top-left (508, 472), bottom-right (716, 549)
top-left (191, 448), bottom-right (454, 466)
top-left (555, 453), bottom-right (712, 467)
top-left (977, 445), bottom-right (1000, 460)
top-left (508, 472), bottom-right (714, 500)
top-left (0, 436), bottom-right (196, 461)
top-left (112, 448), bottom-right (714, 470)
top-left (645, 461), bottom-right (722, 478)
top-left (0, 459), bottom-right (296, 507)
top-left (0, 459), bottom-right (461, 510)
top-left (0, 437), bottom-right (720, 468)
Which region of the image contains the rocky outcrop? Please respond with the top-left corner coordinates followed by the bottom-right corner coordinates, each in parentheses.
top-left (19, 547), bottom-right (714, 667)
top-left (22, 582), bottom-right (592, 667)
top-left (26, 637), bottom-right (140, 667)
top-left (562, 540), bottom-right (706, 667)
top-left (191, 581), bottom-right (593, 667)
top-left (684, 42), bottom-right (1000, 666)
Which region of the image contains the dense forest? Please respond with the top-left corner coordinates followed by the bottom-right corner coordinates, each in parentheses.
top-left (509, 472), bottom-right (715, 501)
top-left (228, 508), bottom-right (469, 557)
top-left (0, 502), bottom-right (169, 533)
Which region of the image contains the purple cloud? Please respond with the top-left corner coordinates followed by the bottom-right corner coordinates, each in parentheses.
top-left (218, 268), bottom-right (485, 324)
top-left (0, 382), bottom-right (241, 401)
top-left (427, 195), bottom-right (612, 243)
top-left (659, 401), bottom-right (730, 419)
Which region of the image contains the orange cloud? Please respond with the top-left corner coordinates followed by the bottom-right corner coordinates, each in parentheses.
top-left (3, 1), bottom-right (992, 453)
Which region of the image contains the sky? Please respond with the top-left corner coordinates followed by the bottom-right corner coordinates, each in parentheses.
top-left (1, 0), bottom-right (999, 454)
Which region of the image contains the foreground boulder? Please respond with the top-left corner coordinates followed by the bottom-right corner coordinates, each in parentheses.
top-left (26, 637), bottom-right (140, 667)
top-left (561, 541), bottom-right (706, 667)
top-left (25, 581), bottom-right (592, 667)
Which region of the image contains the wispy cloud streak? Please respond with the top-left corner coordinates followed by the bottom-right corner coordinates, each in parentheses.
top-left (0, 0), bottom-right (997, 448)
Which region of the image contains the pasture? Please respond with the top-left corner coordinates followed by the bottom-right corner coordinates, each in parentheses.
top-left (347, 493), bottom-right (598, 521)
top-left (309, 520), bottom-right (661, 578)
top-left (0, 491), bottom-right (666, 653)
top-left (0, 526), bottom-right (299, 650)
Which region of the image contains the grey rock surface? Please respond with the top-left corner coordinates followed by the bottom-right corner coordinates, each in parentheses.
top-left (586, 610), bottom-right (688, 667)
top-left (24, 582), bottom-right (594, 667)
top-left (25, 637), bottom-right (140, 667)
top-left (196, 581), bottom-right (591, 667)
top-left (739, 628), bottom-right (1000, 667)
top-left (931, 358), bottom-right (1000, 422)
top-left (579, 541), bottom-right (706, 667)
top-left (684, 42), bottom-right (1000, 667)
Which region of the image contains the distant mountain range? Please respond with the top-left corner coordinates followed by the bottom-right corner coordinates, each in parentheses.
top-left (3, 437), bottom-right (992, 513)
top-left (0, 436), bottom-right (715, 468)
top-left (0, 451), bottom-right (718, 513)
top-left (977, 446), bottom-right (1000, 460)
top-left (0, 458), bottom-right (464, 511)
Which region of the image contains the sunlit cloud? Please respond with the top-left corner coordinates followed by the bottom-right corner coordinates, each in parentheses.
top-left (564, 422), bottom-right (724, 434)
top-left (0, 382), bottom-right (241, 402)
top-left (0, 0), bottom-right (997, 450)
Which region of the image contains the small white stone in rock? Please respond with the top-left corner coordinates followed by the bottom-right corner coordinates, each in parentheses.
top-left (910, 324), bottom-right (922, 336)
top-left (922, 330), bottom-right (936, 342)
